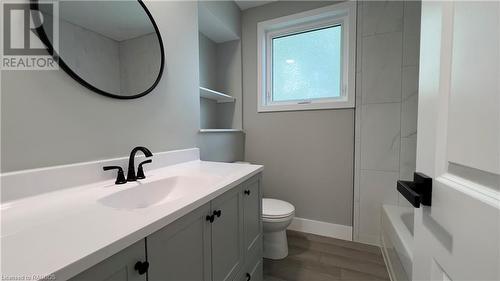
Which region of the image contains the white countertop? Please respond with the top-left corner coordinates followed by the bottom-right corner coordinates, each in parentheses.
top-left (1, 160), bottom-right (263, 280)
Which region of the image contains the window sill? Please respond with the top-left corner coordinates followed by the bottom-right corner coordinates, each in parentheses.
top-left (258, 100), bottom-right (355, 112)
top-left (199, 129), bottom-right (244, 133)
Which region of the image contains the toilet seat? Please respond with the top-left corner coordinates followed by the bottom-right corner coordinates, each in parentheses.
top-left (262, 215), bottom-right (293, 223)
top-left (262, 198), bottom-right (295, 220)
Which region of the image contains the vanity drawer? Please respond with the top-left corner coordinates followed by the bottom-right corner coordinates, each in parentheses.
top-left (239, 257), bottom-right (263, 281)
top-left (69, 240), bottom-right (147, 281)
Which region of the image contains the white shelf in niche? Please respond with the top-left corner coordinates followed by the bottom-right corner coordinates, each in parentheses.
top-left (199, 129), bottom-right (243, 133)
top-left (200, 87), bottom-right (235, 103)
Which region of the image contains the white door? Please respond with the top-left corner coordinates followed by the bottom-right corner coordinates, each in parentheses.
top-left (412, 1), bottom-right (500, 281)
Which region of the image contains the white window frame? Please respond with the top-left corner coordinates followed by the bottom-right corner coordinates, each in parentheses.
top-left (257, 2), bottom-right (356, 112)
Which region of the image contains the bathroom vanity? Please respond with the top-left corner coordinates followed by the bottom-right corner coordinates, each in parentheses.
top-left (1, 149), bottom-right (263, 281)
top-left (72, 174), bottom-right (262, 281)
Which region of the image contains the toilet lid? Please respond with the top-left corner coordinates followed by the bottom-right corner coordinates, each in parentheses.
top-left (262, 198), bottom-right (295, 219)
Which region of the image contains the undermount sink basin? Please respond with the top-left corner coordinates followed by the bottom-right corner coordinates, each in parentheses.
top-left (99, 175), bottom-right (219, 210)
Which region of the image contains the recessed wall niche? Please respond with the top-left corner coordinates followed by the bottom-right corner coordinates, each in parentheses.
top-left (198, 1), bottom-right (242, 132)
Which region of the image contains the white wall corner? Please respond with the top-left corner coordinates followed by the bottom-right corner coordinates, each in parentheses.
top-left (357, 233), bottom-right (381, 247)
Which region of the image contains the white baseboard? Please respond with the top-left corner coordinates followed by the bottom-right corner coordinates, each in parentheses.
top-left (287, 217), bottom-right (353, 241)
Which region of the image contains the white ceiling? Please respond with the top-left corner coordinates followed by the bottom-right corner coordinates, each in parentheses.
top-left (234, 1), bottom-right (277, 10)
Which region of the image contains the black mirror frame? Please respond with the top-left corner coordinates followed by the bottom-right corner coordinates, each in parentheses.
top-left (30, 0), bottom-right (165, 100)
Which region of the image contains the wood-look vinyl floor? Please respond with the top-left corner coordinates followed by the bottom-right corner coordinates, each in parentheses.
top-left (263, 230), bottom-right (390, 281)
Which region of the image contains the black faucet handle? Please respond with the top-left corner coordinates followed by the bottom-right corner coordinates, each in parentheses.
top-left (139, 159), bottom-right (152, 166)
top-left (103, 166), bottom-right (127, 185)
top-left (136, 159), bottom-right (152, 180)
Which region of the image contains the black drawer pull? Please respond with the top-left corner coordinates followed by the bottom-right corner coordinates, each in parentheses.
top-left (246, 273), bottom-right (251, 281)
top-left (213, 210), bottom-right (222, 218)
top-left (206, 214), bottom-right (215, 223)
top-left (244, 190), bottom-right (251, 195)
top-left (134, 261), bottom-right (149, 275)
top-left (397, 172), bottom-right (432, 208)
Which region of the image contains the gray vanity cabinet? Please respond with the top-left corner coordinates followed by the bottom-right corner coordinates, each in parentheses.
top-left (147, 185), bottom-right (246, 281)
top-left (146, 174), bottom-right (262, 281)
top-left (69, 240), bottom-right (147, 281)
top-left (211, 186), bottom-right (244, 281)
top-left (147, 203), bottom-right (212, 281)
top-left (67, 174), bottom-right (262, 281)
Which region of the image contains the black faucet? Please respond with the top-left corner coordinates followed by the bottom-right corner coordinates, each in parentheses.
top-left (103, 166), bottom-right (127, 185)
top-left (127, 146), bottom-right (153, 181)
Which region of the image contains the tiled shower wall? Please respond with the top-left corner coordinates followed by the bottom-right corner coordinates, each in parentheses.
top-left (354, 1), bottom-right (421, 245)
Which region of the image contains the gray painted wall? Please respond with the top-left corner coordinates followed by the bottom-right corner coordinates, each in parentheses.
top-left (198, 131), bottom-right (245, 163)
top-left (198, 33), bottom-right (222, 129)
top-left (199, 33), bottom-right (218, 90)
top-left (242, 1), bottom-right (354, 226)
top-left (353, 1), bottom-right (420, 245)
top-left (198, 1), bottom-right (241, 42)
top-left (1, 1), bottom-right (242, 172)
top-left (215, 39), bottom-right (242, 130)
top-left (200, 97), bottom-right (218, 129)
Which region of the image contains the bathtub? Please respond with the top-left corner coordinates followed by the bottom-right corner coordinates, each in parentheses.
top-left (381, 205), bottom-right (414, 281)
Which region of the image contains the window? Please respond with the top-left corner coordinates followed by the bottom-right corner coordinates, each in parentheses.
top-left (272, 25), bottom-right (342, 102)
top-left (257, 2), bottom-right (356, 112)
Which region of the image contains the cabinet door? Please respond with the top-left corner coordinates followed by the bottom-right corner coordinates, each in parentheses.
top-left (211, 186), bottom-right (244, 281)
top-left (147, 203), bottom-right (211, 281)
top-left (242, 175), bottom-right (262, 260)
top-left (69, 240), bottom-right (146, 281)
top-left (239, 259), bottom-right (263, 281)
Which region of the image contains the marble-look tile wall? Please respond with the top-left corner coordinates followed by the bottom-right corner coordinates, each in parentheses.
top-left (354, 1), bottom-right (421, 245)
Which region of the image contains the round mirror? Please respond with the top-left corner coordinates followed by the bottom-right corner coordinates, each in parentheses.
top-left (31, 0), bottom-right (165, 99)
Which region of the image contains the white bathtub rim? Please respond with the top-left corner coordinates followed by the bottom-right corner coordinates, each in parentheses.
top-left (383, 205), bottom-right (414, 258)
top-left (382, 205), bottom-right (414, 279)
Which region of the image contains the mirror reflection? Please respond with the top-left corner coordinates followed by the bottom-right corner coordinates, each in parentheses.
top-left (36, 0), bottom-right (164, 98)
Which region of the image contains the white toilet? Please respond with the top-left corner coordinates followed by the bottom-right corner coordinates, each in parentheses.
top-left (262, 198), bottom-right (295, 260)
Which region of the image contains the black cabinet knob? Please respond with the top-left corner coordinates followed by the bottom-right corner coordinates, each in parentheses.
top-left (213, 210), bottom-right (222, 218)
top-left (206, 214), bottom-right (215, 223)
top-left (246, 273), bottom-right (251, 281)
top-left (244, 190), bottom-right (251, 195)
top-left (134, 261), bottom-right (149, 275)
